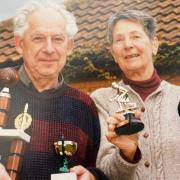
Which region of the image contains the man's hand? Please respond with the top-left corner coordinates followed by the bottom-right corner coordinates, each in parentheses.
top-left (70, 165), bottom-right (95, 180)
top-left (106, 111), bottom-right (141, 161)
top-left (0, 163), bottom-right (12, 180)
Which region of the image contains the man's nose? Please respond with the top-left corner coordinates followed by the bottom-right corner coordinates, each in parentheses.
top-left (43, 39), bottom-right (55, 53)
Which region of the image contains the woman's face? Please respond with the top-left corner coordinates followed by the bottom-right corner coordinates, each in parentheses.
top-left (111, 19), bottom-right (159, 78)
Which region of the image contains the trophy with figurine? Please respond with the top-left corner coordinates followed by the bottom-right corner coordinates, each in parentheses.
top-left (111, 82), bottom-right (144, 135)
top-left (51, 135), bottom-right (77, 180)
top-left (0, 67), bottom-right (32, 180)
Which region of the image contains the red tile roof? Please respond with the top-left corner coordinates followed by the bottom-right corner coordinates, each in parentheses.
top-left (0, 20), bottom-right (20, 63)
top-left (0, 0), bottom-right (179, 63)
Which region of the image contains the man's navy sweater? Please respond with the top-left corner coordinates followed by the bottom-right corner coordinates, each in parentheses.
top-left (0, 81), bottom-right (107, 180)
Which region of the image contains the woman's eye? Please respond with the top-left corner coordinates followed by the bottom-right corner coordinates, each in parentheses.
top-left (115, 38), bottom-right (124, 42)
top-left (133, 35), bottom-right (140, 39)
top-left (117, 39), bottom-right (123, 42)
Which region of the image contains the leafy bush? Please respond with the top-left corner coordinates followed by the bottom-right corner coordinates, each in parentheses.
top-left (154, 43), bottom-right (180, 74)
top-left (63, 48), bottom-right (120, 82)
top-left (63, 43), bottom-right (180, 83)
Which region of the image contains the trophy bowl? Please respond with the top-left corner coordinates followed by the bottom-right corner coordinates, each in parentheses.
top-left (54, 140), bottom-right (77, 157)
top-left (54, 140), bottom-right (77, 173)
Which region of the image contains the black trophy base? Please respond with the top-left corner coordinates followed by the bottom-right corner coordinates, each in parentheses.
top-left (115, 113), bottom-right (144, 135)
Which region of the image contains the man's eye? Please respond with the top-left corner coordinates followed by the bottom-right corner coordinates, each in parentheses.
top-left (33, 37), bottom-right (43, 42)
top-left (54, 38), bottom-right (64, 43)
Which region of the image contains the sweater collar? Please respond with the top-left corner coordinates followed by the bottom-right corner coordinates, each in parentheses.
top-left (18, 65), bottom-right (64, 92)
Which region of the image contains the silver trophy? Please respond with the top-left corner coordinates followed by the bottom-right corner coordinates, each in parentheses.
top-left (110, 82), bottom-right (144, 135)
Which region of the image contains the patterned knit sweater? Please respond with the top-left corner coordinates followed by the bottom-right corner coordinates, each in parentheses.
top-left (91, 80), bottom-right (180, 180)
top-left (0, 81), bottom-right (107, 180)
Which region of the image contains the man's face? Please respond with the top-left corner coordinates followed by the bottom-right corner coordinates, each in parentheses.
top-left (15, 8), bottom-right (74, 79)
top-left (111, 19), bottom-right (158, 76)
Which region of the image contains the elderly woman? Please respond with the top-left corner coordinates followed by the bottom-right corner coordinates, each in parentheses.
top-left (91, 10), bottom-right (180, 180)
top-left (0, 0), bottom-right (109, 179)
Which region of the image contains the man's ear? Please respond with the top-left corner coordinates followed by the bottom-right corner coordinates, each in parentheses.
top-left (14, 36), bottom-right (24, 55)
top-left (152, 36), bottom-right (159, 55)
top-left (67, 38), bottom-right (74, 56)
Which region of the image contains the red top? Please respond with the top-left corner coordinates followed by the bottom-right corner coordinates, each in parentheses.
top-left (122, 69), bottom-right (161, 101)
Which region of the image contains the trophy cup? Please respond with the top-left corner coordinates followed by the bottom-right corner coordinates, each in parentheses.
top-left (0, 67), bottom-right (32, 180)
top-left (51, 135), bottom-right (77, 180)
top-left (111, 82), bottom-right (144, 135)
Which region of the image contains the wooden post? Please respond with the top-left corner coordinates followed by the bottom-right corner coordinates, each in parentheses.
top-left (6, 140), bottom-right (27, 180)
top-left (0, 88), bottom-right (11, 127)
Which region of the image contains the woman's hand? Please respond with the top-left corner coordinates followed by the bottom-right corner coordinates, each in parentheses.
top-left (106, 111), bottom-right (141, 161)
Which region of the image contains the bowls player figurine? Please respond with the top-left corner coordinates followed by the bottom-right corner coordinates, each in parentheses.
top-left (111, 82), bottom-right (144, 135)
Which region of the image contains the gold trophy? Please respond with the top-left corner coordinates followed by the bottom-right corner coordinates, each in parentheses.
top-left (51, 135), bottom-right (78, 180)
top-left (0, 68), bottom-right (32, 180)
top-left (111, 82), bottom-right (144, 135)
top-left (0, 92), bottom-right (32, 179)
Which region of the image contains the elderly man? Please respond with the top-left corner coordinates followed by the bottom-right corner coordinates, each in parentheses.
top-left (0, 1), bottom-right (108, 180)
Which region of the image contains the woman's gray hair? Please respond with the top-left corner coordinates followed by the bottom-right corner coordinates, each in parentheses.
top-left (107, 9), bottom-right (157, 44)
top-left (13, 0), bottom-right (78, 38)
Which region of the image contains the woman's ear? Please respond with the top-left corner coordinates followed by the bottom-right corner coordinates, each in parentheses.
top-left (14, 36), bottom-right (24, 55)
top-left (152, 36), bottom-right (159, 56)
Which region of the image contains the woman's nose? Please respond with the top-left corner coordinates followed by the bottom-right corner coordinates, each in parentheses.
top-left (124, 37), bottom-right (133, 49)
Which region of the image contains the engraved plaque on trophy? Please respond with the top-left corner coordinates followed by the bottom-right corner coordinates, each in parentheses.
top-left (111, 82), bottom-right (144, 135)
top-left (51, 135), bottom-right (77, 180)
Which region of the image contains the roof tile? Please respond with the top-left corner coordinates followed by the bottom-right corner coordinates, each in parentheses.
top-left (0, 0), bottom-right (179, 63)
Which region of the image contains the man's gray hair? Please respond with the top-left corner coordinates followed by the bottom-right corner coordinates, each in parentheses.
top-left (13, 0), bottom-right (78, 38)
top-left (107, 9), bottom-right (157, 44)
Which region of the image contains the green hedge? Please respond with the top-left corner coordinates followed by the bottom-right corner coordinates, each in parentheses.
top-left (154, 43), bottom-right (180, 74)
top-left (63, 43), bottom-right (180, 83)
